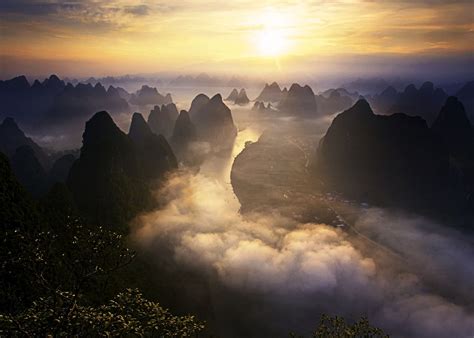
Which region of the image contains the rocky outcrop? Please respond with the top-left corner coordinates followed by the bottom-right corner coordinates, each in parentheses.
top-left (190, 94), bottom-right (237, 147)
top-left (252, 101), bottom-right (274, 113)
top-left (255, 82), bottom-right (284, 102)
top-left (10, 145), bottom-right (48, 196)
top-left (0, 117), bottom-right (49, 168)
top-left (147, 103), bottom-right (179, 138)
top-left (68, 111), bottom-right (176, 227)
top-left (225, 89), bottom-right (239, 102)
top-left (432, 97), bottom-right (473, 158)
top-left (188, 94), bottom-right (210, 116)
top-left (129, 85), bottom-right (172, 106)
top-left (373, 82), bottom-right (448, 125)
top-left (45, 82), bottom-right (130, 124)
top-left (315, 90), bottom-right (354, 116)
top-left (279, 84), bottom-right (317, 116)
top-left (456, 81), bottom-right (474, 124)
top-left (172, 110), bottom-right (197, 148)
top-left (315, 99), bottom-right (449, 209)
top-left (234, 89), bottom-right (250, 105)
top-left (129, 112), bottom-right (177, 179)
top-left (49, 154), bottom-right (76, 184)
top-left (171, 110), bottom-right (198, 163)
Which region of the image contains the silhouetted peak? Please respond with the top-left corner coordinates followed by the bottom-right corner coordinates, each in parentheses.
top-left (94, 82), bottom-right (106, 93)
top-left (177, 110), bottom-right (191, 123)
top-left (161, 103), bottom-right (179, 117)
top-left (1, 117), bottom-right (21, 131)
top-left (404, 84), bottom-right (417, 94)
top-left (172, 110), bottom-right (196, 144)
top-left (381, 86), bottom-right (397, 97)
top-left (420, 81), bottom-right (434, 93)
top-left (107, 85), bottom-right (118, 95)
top-left (4, 75), bottom-right (30, 90)
top-left (226, 88), bottom-right (239, 101)
top-left (129, 112), bottom-right (153, 143)
top-left (45, 74), bottom-right (63, 87)
top-left (347, 99), bottom-right (374, 116)
top-left (32, 79), bottom-right (42, 88)
top-left (289, 83), bottom-right (303, 92)
top-left (269, 82), bottom-right (280, 89)
top-left (433, 97), bottom-right (469, 128)
top-left (189, 93), bottom-right (211, 116)
top-left (139, 85), bottom-right (157, 94)
top-left (83, 111), bottom-right (120, 144)
top-left (432, 96), bottom-right (472, 157)
top-left (210, 93), bottom-right (223, 103)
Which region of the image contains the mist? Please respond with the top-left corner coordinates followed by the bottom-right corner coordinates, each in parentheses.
top-left (132, 164), bottom-right (474, 337)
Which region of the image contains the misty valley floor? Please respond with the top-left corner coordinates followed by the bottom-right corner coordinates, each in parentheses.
top-left (132, 112), bottom-right (474, 338)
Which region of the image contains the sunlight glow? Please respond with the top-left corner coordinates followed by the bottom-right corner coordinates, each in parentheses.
top-left (254, 8), bottom-right (292, 57)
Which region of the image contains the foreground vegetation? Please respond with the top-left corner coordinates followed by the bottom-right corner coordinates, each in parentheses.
top-left (1, 152), bottom-right (386, 336)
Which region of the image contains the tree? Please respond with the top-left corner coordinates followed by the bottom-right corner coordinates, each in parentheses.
top-left (0, 152), bottom-right (204, 336)
top-left (311, 314), bottom-right (388, 338)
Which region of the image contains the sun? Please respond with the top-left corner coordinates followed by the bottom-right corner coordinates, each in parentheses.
top-left (254, 8), bottom-right (292, 57)
top-left (257, 29), bottom-right (287, 57)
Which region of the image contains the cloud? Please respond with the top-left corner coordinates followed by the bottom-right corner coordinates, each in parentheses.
top-left (0, 0), bottom-right (84, 16)
top-left (123, 5), bottom-right (149, 16)
top-left (133, 170), bottom-right (474, 337)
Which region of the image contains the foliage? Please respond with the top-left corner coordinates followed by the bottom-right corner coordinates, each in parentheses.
top-left (0, 289), bottom-right (204, 337)
top-left (312, 314), bottom-right (388, 338)
top-left (0, 152), bottom-right (204, 336)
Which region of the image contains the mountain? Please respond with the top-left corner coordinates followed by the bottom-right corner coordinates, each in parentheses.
top-left (188, 94), bottom-right (210, 116)
top-left (255, 82), bottom-right (283, 102)
top-left (128, 112), bottom-right (177, 179)
top-left (190, 94), bottom-right (237, 147)
top-left (0, 75), bottom-right (65, 124)
top-left (234, 89), bottom-right (250, 105)
top-left (315, 99), bottom-right (449, 209)
top-left (0, 117), bottom-right (49, 168)
top-left (385, 82), bottom-right (448, 124)
top-left (171, 110), bottom-right (198, 162)
top-left (49, 154), bottom-right (76, 183)
top-left (315, 90), bottom-right (354, 116)
top-left (67, 111), bottom-right (167, 228)
top-left (320, 88), bottom-right (360, 102)
top-left (170, 73), bottom-right (222, 87)
top-left (456, 81), bottom-right (474, 124)
top-left (172, 110), bottom-right (197, 147)
top-left (10, 145), bottom-right (48, 197)
top-left (45, 82), bottom-right (130, 125)
top-left (252, 101), bottom-right (273, 113)
top-left (368, 86), bottom-right (398, 113)
top-left (129, 85), bottom-right (172, 106)
top-left (0, 75), bottom-right (132, 129)
top-left (0, 151), bottom-right (38, 229)
top-left (147, 103), bottom-right (179, 138)
top-left (279, 84), bottom-right (318, 116)
top-left (225, 89), bottom-right (239, 101)
top-left (432, 97), bottom-right (473, 159)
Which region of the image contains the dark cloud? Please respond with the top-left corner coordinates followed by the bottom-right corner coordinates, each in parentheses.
top-left (123, 4), bottom-right (149, 16)
top-left (0, 0), bottom-right (84, 16)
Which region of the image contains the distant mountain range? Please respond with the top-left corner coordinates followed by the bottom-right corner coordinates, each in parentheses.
top-left (0, 75), bottom-right (130, 128)
top-left (368, 81), bottom-right (474, 125)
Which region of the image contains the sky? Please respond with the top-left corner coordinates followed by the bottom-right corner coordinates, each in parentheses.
top-left (0, 0), bottom-right (473, 78)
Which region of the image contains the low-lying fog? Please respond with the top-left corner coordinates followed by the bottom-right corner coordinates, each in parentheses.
top-left (123, 98), bottom-right (474, 337)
